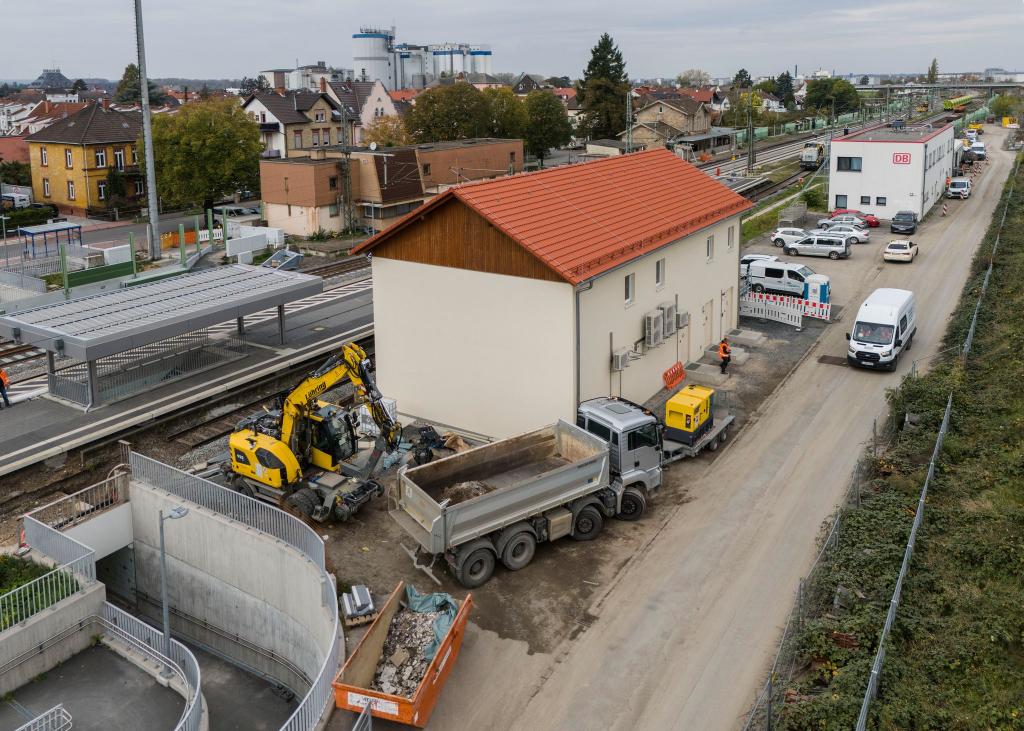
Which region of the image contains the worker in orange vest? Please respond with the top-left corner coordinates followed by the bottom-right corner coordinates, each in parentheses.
top-left (718, 338), bottom-right (732, 374)
top-left (0, 367), bottom-right (10, 409)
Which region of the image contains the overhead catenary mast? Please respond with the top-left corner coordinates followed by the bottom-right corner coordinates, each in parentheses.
top-left (134, 0), bottom-right (161, 260)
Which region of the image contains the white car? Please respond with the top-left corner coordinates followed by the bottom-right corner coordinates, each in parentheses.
top-left (882, 239), bottom-right (918, 263)
top-left (818, 215), bottom-right (869, 230)
top-left (740, 253), bottom-right (779, 278)
top-left (769, 227), bottom-right (808, 248)
top-left (814, 224), bottom-right (869, 243)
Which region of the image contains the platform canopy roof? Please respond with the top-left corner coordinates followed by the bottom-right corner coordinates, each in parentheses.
top-left (0, 265), bottom-right (322, 361)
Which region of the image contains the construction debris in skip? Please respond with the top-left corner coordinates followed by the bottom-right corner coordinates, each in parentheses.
top-left (370, 608), bottom-right (442, 697)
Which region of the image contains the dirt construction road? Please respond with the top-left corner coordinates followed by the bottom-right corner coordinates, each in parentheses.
top-left (389, 129), bottom-right (1015, 731)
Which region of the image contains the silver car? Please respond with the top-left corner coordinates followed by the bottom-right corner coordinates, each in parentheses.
top-left (818, 215), bottom-right (869, 230)
top-left (784, 233), bottom-right (851, 260)
top-left (814, 224), bottom-right (869, 243)
top-left (770, 227), bottom-right (808, 248)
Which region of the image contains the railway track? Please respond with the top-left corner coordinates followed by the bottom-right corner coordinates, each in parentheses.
top-left (302, 256), bottom-right (371, 279)
top-left (0, 341), bottom-right (45, 365)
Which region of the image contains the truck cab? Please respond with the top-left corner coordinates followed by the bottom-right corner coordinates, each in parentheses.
top-left (577, 398), bottom-right (663, 494)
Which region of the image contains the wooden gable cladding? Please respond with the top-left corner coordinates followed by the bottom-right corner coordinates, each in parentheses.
top-left (370, 197), bottom-right (565, 283)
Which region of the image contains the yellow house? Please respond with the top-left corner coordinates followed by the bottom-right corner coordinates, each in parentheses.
top-left (25, 102), bottom-right (145, 217)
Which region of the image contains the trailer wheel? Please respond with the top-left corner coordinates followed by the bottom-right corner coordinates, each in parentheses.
top-left (456, 548), bottom-right (496, 589)
top-left (285, 488), bottom-right (318, 519)
top-left (501, 532), bottom-right (537, 571)
top-left (719, 428), bottom-right (729, 443)
top-left (707, 437), bottom-right (720, 452)
top-left (572, 506), bottom-right (604, 541)
top-left (617, 489), bottom-right (647, 521)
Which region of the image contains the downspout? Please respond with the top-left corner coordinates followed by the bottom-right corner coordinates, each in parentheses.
top-left (574, 280), bottom-right (593, 406)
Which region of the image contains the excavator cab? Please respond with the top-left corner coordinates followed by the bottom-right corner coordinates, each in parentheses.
top-left (308, 404), bottom-right (358, 471)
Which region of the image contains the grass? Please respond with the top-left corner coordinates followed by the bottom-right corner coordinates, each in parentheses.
top-left (776, 157), bottom-right (1024, 729)
top-left (0, 555), bottom-right (52, 595)
top-left (0, 555), bottom-right (81, 630)
top-left (741, 182), bottom-right (825, 243)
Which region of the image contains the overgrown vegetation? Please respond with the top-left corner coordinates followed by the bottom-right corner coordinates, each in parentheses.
top-left (0, 555), bottom-right (80, 630)
top-left (0, 555), bottom-right (52, 594)
top-left (1, 205), bottom-right (58, 228)
top-left (777, 158), bottom-right (1024, 729)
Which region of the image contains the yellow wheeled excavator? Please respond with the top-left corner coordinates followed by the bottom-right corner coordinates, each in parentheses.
top-left (223, 342), bottom-right (404, 522)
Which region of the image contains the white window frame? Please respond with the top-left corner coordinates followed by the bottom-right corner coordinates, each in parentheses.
top-left (40, 146), bottom-right (48, 166)
top-left (135, 180), bottom-right (144, 195)
top-left (315, 110), bottom-right (325, 122)
top-left (655, 258), bottom-right (665, 289)
top-left (706, 234), bottom-right (714, 262)
top-left (97, 180), bottom-right (107, 200)
top-left (727, 226), bottom-right (735, 249)
top-left (624, 272), bottom-right (635, 306)
top-left (43, 178), bottom-right (50, 197)
top-left (67, 180), bottom-right (75, 200)
top-left (65, 148), bottom-right (73, 168)
top-left (114, 148), bottom-right (125, 171)
top-left (131, 146), bottom-right (138, 165)
top-left (95, 149), bottom-right (106, 168)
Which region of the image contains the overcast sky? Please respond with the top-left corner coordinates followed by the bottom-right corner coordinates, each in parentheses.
top-left (4, 0), bottom-right (1022, 82)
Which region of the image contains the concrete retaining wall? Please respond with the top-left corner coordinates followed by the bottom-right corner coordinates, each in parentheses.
top-left (0, 580), bottom-right (106, 695)
top-left (129, 482), bottom-right (334, 695)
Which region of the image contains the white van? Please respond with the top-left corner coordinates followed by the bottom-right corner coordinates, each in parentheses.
top-left (846, 288), bottom-right (917, 370)
top-left (946, 177), bottom-right (971, 199)
top-left (1, 193), bottom-right (30, 209)
top-left (747, 260), bottom-right (820, 297)
top-left (970, 141), bottom-right (986, 160)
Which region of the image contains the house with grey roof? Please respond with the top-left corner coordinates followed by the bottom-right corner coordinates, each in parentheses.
top-left (241, 90), bottom-right (341, 158)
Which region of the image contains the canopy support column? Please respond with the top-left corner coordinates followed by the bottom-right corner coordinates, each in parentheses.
top-left (86, 360), bottom-right (99, 410)
top-left (277, 304), bottom-right (286, 345)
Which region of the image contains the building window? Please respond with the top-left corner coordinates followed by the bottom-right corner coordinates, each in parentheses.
top-left (312, 130), bottom-right (320, 146)
top-left (97, 181), bottom-right (107, 200)
top-left (40, 146), bottom-right (48, 166)
top-left (509, 152), bottom-right (516, 163)
top-left (135, 180), bottom-right (144, 195)
top-left (727, 225), bottom-right (735, 249)
top-left (706, 234), bottom-right (714, 261)
top-left (322, 128), bottom-right (331, 145)
top-left (836, 156), bottom-right (862, 172)
top-left (67, 180), bottom-right (75, 200)
top-left (422, 163), bottom-right (431, 175)
top-left (95, 149), bottom-right (106, 168)
top-left (260, 111), bottom-right (266, 123)
top-left (876, 196), bottom-right (887, 206)
top-left (329, 204), bottom-right (339, 217)
top-left (336, 127), bottom-right (343, 142)
top-left (114, 148), bottom-right (125, 170)
top-left (131, 146), bottom-right (138, 165)
top-left (624, 273), bottom-right (635, 305)
top-left (329, 176), bottom-right (338, 190)
top-left (42, 178), bottom-right (50, 197)
top-left (65, 148), bottom-right (73, 168)
top-left (655, 258), bottom-right (665, 288)
top-left (315, 110), bottom-right (325, 122)
top-left (293, 130), bottom-right (303, 148)
top-left (860, 196), bottom-right (870, 205)
top-left (835, 194), bottom-right (848, 209)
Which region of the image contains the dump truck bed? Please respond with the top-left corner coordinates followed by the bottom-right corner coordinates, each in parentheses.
top-left (390, 420), bottom-right (610, 554)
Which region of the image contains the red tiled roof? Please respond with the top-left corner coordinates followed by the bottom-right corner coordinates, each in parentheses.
top-left (678, 88), bottom-right (716, 103)
top-left (356, 148), bottom-right (752, 284)
top-left (389, 89), bottom-right (419, 102)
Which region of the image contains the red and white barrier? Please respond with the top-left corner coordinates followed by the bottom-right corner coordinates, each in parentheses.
top-left (744, 292), bottom-right (832, 321)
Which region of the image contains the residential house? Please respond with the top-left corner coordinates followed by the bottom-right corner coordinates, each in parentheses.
top-left (326, 80), bottom-right (398, 145)
top-left (678, 87), bottom-right (730, 114)
top-left (760, 92), bottom-right (785, 113)
top-left (512, 74), bottom-right (550, 96)
top-left (18, 101), bottom-right (90, 136)
top-left (585, 139), bottom-right (647, 157)
top-left (242, 90), bottom-right (342, 158)
top-left (620, 95), bottom-right (712, 148)
top-left (426, 72), bottom-right (505, 91)
top-left (0, 136), bottom-right (29, 164)
top-left (389, 89), bottom-right (420, 105)
top-left (260, 62), bottom-right (355, 92)
top-left (351, 148), bottom-right (751, 438)
top-left (25, 102), bottom-right (144, 216)
top-left (258, 138), bottom-right (523, 236)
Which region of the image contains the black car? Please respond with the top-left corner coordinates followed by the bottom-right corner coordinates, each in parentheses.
top-left (890, 210), bottom-right (918, 234)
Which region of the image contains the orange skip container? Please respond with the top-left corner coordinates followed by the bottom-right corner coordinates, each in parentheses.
top-left (333, 581), bottom-right (473, 727)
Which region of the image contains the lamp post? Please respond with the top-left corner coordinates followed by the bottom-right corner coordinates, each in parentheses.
top-left (158, 506), bottom-right (189, 678)
top-left (0, 215), bottom-right (8, 266)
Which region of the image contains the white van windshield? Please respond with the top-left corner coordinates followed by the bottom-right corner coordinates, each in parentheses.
top-left (796, 266), bottom-right (813, 278)
top-left (853, 321), bottom-right (894, 345)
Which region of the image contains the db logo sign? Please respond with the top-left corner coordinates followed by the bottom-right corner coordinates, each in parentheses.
top-left (892, 152), bottom-right (912, 164)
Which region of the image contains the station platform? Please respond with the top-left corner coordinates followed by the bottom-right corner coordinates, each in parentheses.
top-left (0, 280), bottom-right (373, 478)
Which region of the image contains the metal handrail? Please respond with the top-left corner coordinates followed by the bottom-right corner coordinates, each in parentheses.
top-left (12, 704), bottom-right (72, 731)
top-left (27, 473), bottom-right (129, 531)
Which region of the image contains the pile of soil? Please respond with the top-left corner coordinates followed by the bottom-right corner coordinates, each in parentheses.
top-left (441, 480), bottom-right (495, 504)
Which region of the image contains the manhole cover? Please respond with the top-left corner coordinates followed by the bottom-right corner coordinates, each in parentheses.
top-left (817, 355), bottom-right (849, 367)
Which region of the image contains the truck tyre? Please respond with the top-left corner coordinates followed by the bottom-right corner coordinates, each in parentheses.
top-left (501, 532), bottom-right (536, 571)
top-left (719, 428), bottom-right (729, 442)
top-left (456, 548), bottom-right (496, 588)
top-left (617, 489), bottom-right (647, 521)
top-left (285, 488), bottom-right (318, 519)
top-left (572, 506), bottom-right (603, 541)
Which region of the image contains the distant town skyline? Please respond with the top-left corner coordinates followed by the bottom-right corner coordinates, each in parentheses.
top-left (4, 0), bottom-right (1022, 83)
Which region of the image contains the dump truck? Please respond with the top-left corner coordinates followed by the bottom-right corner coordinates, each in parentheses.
top-left (391, 391), bottom-right (734, 587)
top-left (333, 582), bottom-right (472, 728)
top-left (799, 142), bottom-right (825, 170)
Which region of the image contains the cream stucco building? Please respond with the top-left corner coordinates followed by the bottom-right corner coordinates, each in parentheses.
top-left (356, 149), bottom-right (752, 439)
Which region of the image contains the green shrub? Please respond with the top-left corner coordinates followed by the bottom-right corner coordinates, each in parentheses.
top-left (800, 187), bottom-right (826, 211)
top-left (3, 205), bottom-right (58, 228)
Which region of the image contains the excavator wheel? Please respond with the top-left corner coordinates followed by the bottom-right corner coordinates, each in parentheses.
top-left (284, 488), bottom-right (318, 520)
top-left (367, 480), bottom-right (385, 499)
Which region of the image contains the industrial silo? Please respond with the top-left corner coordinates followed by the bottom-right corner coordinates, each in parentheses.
top-left (468, 45), bottom-right (492, 75)
top-left (353, 26), bottom-right (396, 87)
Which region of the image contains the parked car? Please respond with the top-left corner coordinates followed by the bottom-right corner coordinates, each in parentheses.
top-left (883, 239), bottom-right (918, 263)
top-left (747, 260), bottom-right (819, 297)
top-left (830, 209), bottom-right (880, 227)
top-left (814, 224), bottom-right (869, 243)
top-left (740, 253), bottom-right (779, 278)
top-left (946, 177), bottom-right (972, 199)
top-left (783, 233), bottom-right (851, 260)
top-left (769, 227), bottom-right (808, 248)
top-left (890, 210), bottom-right (918, 234)
top-left (965, 129), bottom-right (978, 143)
top-left (818, 214), bottom-right (869, 230)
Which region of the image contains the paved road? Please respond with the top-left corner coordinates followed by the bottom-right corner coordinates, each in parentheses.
top-left (407, 127), bottom-right (1013, 731)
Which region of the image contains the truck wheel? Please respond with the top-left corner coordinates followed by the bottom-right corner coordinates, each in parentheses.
top-left (617, 489), bottom-right (647, 522)
top-left (285, 488), bottom-right (318, 519)
top-left (501, 533), bottom-right (536, 571)
top-left (572, 506), bottom-right (603, 541)
top-left (719, 428), bottom-right (729, 442)
top-left (456, 548), bottom-right (496, 588)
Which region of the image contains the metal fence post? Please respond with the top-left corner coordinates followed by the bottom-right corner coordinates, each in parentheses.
top-left (766, 675), bottom-right (773, 731)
